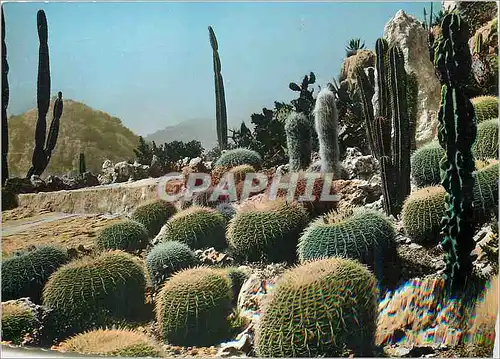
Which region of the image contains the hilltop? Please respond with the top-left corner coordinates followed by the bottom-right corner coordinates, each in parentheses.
top-left (6, 99), bottom-right (140, 177)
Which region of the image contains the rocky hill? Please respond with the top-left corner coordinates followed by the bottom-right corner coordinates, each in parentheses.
top-left (6, 99), bottom-right (139, 177)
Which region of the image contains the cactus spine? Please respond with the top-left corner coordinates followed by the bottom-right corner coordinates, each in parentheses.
top-left (2, 6), bottom-right (9, 187)
top-left (26, 10), bottom-right (63, 178)
top-left (79, 152), bottom-right (86, 175)
top-left (208, 26), bottom-right (228, 151)
top-left (284, 112), bottom-right (312, 171)
top-left (434, 11), bottom-right (477, 294)
top-left (354, 38), bottom-right (412, 217)
top-left (313, 85), bottom-right (341, 178)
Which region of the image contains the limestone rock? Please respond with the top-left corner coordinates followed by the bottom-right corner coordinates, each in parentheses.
top-left (341, 147), bottom-right (379, 180)
top-left (340, 49), bottom-right (376, 86)
top-left (383, 10), bottom-right (442, 147)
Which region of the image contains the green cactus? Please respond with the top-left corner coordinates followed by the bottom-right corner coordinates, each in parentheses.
top-left (208, 26), bottom-right (228, 151)
top-left (313, 86), bottom-right (341, 177)
top-left (42, 250), bottom-right (147, 339)
top-left (130, 200), bottom-right (177, 238)
top-left (96, 220), bottom-right (150, 253)
top-left (472, 118), bottom-right (498, 160)
top-left (406, 72), bottom-right (419, 152)
top-left (59, 329), bottom-right (163, 357)
top-left (411, 141), bottom-right (446, 188)
top-left (224, 266), bottom-right (250, 305)
top-left (297, 208), bottom-right (397, 275)
top-left (215, 202), bottom-right (237, 224)
top-left (402, 186), bottom-right (447, 245)
top-left (1, 245), bottom-right (69, 303)
top-left (1, 301), bottom-right (37, 345)
top-left (27, 10), bottom-right (64, 178)
top-left (145, 241), bottom-right (199, 289)
top-left (156, 206), bottom-right (227, 250)
top-left (155, 267), bottom-right (233, 346)
top-left (213, 147), bottom-right (262, 170)
top-left (227, 200), bottom-right (310, 263)
top-left (255, 257), bottom-right (378, 357)
top-left (78, 152), bottom-right (86, 174)
top-left (2, 6), bottom-right (9, 187)
top-left (434, 11), bottom-right (477, 293)
top-left (471, 96), bottom-right (498, 123)
top-left (354, 38), bottom-right (412, 218)
top-left (472, 162), bottom-right (498, 224)
top-left (284, 112), bottom-right (312, 171)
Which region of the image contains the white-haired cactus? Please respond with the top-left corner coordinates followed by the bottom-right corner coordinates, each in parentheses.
top-left (314, 86), bottom-right (341, 178)
top-left (284, 112), bottom-right (312, 171)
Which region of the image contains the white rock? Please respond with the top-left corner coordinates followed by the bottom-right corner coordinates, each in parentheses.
top-left (383, 10), bottom-right (442, 147)
top-left (189, 157), bottom-right (203, 167)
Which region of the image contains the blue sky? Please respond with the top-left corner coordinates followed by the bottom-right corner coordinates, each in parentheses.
top-left (3, 1), bottom-right (440, 136)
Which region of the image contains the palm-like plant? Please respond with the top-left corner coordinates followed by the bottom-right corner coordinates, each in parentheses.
top-left (345, 38), bottom-right (365, 57)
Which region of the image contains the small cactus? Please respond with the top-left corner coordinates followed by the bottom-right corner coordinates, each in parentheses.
top-left (95, 220), bottom-right (150, 253)
top-left (130, 200), bottom-right (177, 238)
top-left (472, 118), bottom-right (498, 160)
top-left (410, 141), bottom-right (445, 188)
top-left (471, 96), bottom-right (498, 124)
top-left (284, 112), bottom-right (312, 171)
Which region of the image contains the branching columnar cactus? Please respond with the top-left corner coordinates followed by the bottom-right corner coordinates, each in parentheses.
top-left (27, 10), bottom-right (63, 178)
top-left (313, 86), bottom-right (341, 178)
top-left (2, 6), bottom-right (9, 187)
top-left (208, 26), bottom-right (228, 151)
top-left (78, 152), bottom-right (86, 175)
top-left (433, 11), bottom-right (477, 293)
top-left (284, 112), bottom-right (312, 171)
top-left (354, 38), bottom-right (412, 218)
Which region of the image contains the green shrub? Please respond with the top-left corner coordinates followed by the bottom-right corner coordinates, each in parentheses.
top-left (472, 118), bottom-right (498, 160)
top-left (402, 186), bottom-right (446, 245)
top-left (42, 250), bottom-right (147, 339)
top-left (410, 141), bottom-right (445, 188)
top-left (255, 257), bottom-right (378, 357)
top-left (58, 328), bottom-right (163, 357)
top-left (155, 267), bottom-right (233, 346)
top-left (145, 241), bottom-right (199, 289)
top-left (1, 246), bottom-right (69, 303)
top-left (130, 200), bottom-right (177, 238)
top-left (297, 208), bottom-right (397, 275)
top-left (214, 148), bottom-right (262, 170)
top-left (96, 220), bottom-right (149, 252)
top-left (1, 301), bottom-right (37, 345)
top-left (156, 206), bottom-right (227, 250)
top-left (471, 96), bottom-right (498, 124)
top-left (227, 200), bottom-right (310, 263)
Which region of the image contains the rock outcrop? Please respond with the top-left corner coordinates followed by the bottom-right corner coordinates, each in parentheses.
top-left (383, 10), bottom-right (442, 148)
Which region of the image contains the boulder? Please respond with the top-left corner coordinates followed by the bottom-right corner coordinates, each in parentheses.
top-left (341, 147), bottom-right (379, 180)
top-left (383, 10), bottom-right (442, 148)
top-left (340, 49), bottom-right (376, 86)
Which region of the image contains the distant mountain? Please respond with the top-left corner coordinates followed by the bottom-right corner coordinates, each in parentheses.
top-left (145, 118), bottom-right (243, 150)
top-left (6, 99), bottom-right (140, 177)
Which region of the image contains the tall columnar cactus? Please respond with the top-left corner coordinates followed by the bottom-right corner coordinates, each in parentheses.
top-left (78, 152), bottom-right (86, 175)
top-left (26, 10), bottom-right (63, 178)
top-left (433, 11), bottom-right (477, 294)
top-left (354, 38), bottom-right (412, 217)
top-left (208, 26), bottom-right (228, 151)
top-left (284, 112), bottom-right (312, 171)
top-left (2, 6), bottom-right (9, 187)
top-left (313, 85), bottom-right (341, 178)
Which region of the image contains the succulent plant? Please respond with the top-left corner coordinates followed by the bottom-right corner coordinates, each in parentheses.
top-left (472, 118), bottom-right (498, 160)
top-left (284, 112), bottom-right (312, 171)
top-left (1, 245), bottom-right (69, 303)
top-left (96, 220), bottom-right (149, 253)
top-left (402, 186), bottom-right (447, 245)
top-left (213, 148), bottom-right (262, 170)
top-left (156, 206), bottom-right (227, 250)
top-left (215, 202), bottom-right (237, 224)
top-left (227, 200), bottom-right (310, 263)
top-left (297, 208), bottom-right (397, 277)
top-left (155, 267), bottom-right (233, 346)
top-left (130, 200), bottom-right (177, 238)
top-left (472, 162), bottom-right (498, 224)
top-left (1, 301), bottom-right (37, 345)
top-left (255, 257), bottom-right (378, 357)
top-left (345, 38), bottom-right (366, 57)
top-left (42, 250), bottom-right (147, 339)
top-left (471, 96), bottom-right (498, 124)
top-left (58, 328), bottom-right (163, 357)
top-left (224, 266), bottom-right (250, 305)
top-left (145, 241), bottom-right (199, 289)
top-left (410, 141), bottom-right (445, 188)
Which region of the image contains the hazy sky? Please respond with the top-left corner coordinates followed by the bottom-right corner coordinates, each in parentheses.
top-left (4, 1), bottom-right (439, 136)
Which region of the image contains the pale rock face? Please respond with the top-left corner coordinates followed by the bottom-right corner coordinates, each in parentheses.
top-left (442, 1), bottom-right (458, 11)
top-left (383, 10), bottom-right (442, 148)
